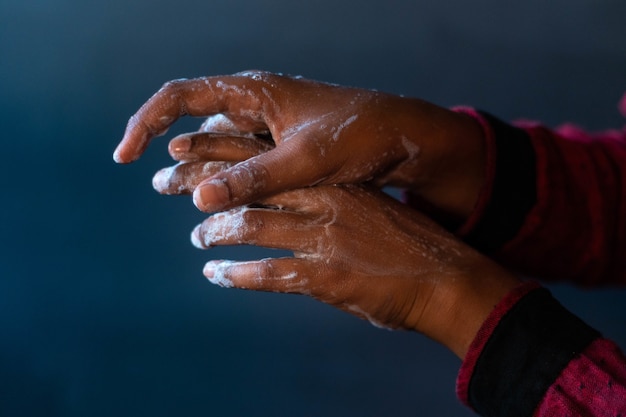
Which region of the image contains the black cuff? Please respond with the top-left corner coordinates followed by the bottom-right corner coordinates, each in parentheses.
top-left (463, 112), bottom-right (537, 253)
top-left (468, 288), bottom-right (600, 417)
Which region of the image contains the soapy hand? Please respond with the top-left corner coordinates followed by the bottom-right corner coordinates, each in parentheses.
top-left (190, 184), bottom-right (519, 358)
top-left (152, 133), bottom-right (273, 195)
top-left (115, 71), bottom-right (487, 221)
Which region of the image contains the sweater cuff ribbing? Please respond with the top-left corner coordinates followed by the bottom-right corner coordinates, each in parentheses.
top-left (453, 109), bottom-right (537, 253)
top-left (456, 282), bottom-right (600, 416)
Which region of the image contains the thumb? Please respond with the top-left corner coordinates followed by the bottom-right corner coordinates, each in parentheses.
top-left (192, 142), bottom-right (329, 212)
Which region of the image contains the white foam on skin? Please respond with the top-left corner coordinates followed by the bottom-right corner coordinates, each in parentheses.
top-left (159, 115), bottom-right (175, 124)
top-left (190, 224), bottom-right (204, 248)
top-left (236, 70), bottom-right (265, 81)
top-left (281, 112), bottom-right (334, 142)
top-left (228, 163), bottom-right (267, 197)
top-left (346, 304), bottom-right (391, 330)
top-left (201, 114), bottom-right (236, 133)
top-left (332, 114), bottom-right (358, 141)
top-left (200, 207), bottom-right (250, 247)
top-left (204, 261), bottom-right (235, 288)
top-left (154, 163), bottom-right (219, 194)
top-left (273, 271), bottom-right (298, 280)
top-left (204, 259), bottom-right (303, 292)
top-left (215, 80), bottom-right (253, 102)
top-left (202, 161), bottom-right (232, 175)
top-left (152, 166), bottom-right (174, 192)
top-left (380, 136), bottom-right (421, 184)
top-left (401, 136), bottom-right (421, 160)
top-left (261, 87), bottom-right (280, 114)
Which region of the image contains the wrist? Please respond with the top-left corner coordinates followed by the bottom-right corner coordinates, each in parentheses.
top-left (412, 109), bottom-right (488, 225)
top-left (416, 256), bottom-right (520, 359)
top-left (457, 283), bottom-right (600, 415)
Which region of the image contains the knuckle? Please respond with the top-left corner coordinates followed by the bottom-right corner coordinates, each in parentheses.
top-left (159, 79), bottom-right (191, 107)
top-left (227, 162), bottom-right (269, 201)
top-left (160, 78), bottom-right (186, 92)
top-left (254, 259), bottom-right (276, 281)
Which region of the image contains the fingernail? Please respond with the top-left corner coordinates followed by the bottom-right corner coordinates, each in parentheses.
top-left (203, 262), bottom-right (215, 279)
top-left (190, 224), bottom-right (204, 249)
top-left (193, 179), bottom-right (230, 211)
top-left (169, 136), bottom-right (192, 154)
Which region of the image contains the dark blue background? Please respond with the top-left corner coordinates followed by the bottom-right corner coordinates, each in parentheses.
top-left (1, 1), bottom-right (625, 416)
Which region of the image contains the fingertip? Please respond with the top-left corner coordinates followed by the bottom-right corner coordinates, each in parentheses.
top-left (152, 167), bottom-right (174, 193)
top-left (168, 136), bottom-right (193, 158)
top-left (193, 178), bottom-right (231, 212)
top-left (112, 146), bottom-right (127, 163)
top-left (113, 142), bottom-right (140, 164)
top-left (115, 123), bottom-right (152, 163)
top-left (202, 261), bottom-right (216, 279)
top-left (190, 224), bottom-right (204, 249)
top-left (204, 261), bottom-right (235, 288)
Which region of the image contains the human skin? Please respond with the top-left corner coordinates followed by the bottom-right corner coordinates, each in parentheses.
top-left (188, 184), bottom-right (520, 359)
top-left (153, 135), bottom-right (518, 358)
top-left (115, 71), bottom-right (520, 358)
top-left (152, 149), bottom-right (519, 359)
top-left (114, 71), bottom-right (486, 224)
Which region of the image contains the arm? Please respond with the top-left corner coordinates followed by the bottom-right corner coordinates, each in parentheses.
top-left (137, 106), bottom-right (626, 416)
top-left (183, 183), bottom-right (626, 416)
top-left (440, 107), bottom-right (626, 286)
top-left (147, 95), bottom-right (626, 288)
top-left (457, 283), bottom-right (626, 416)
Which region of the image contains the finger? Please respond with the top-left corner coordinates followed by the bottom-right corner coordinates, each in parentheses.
top-left (168, 132), bottom-right (273, 162)
top-left (191, 206), bottom-right (318, 252)
top-left (203, 258), bottom-right (313, 294)
top-left (152, 161), bottom-right (233, 195)
top-left (113, 74), bottom-right (270, 164)
top-left (192, 140), bottom-right (335, 212)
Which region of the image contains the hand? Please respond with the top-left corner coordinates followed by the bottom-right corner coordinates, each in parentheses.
top-left (191, 184), bottom-right (520, 359)
top-left (115, 71), bottom-right (487, 222)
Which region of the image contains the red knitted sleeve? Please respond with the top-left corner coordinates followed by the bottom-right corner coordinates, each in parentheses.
top-left (456, 282), bottom-right (626, 416)
top-left (453, 99), bottom-right (626, 286)
top-left (498, 120), bottom-right (626, 285)
top-left (534, 338), bottom-right (626, 416)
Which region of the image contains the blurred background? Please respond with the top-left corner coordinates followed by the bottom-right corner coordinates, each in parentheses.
top-left (1, 0), bottom-right (625, 415)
